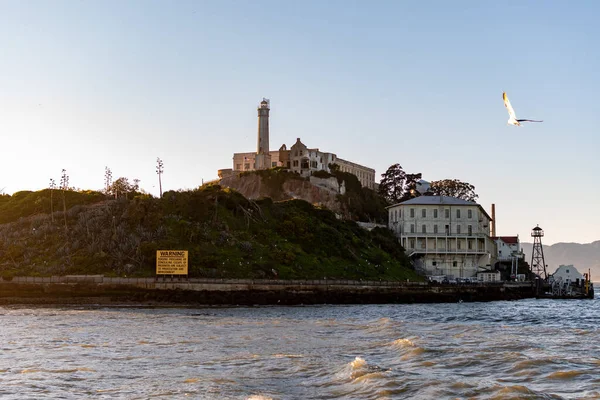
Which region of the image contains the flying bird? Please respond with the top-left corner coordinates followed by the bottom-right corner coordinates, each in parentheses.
top-left (503, 92), bottom-right (543, 126)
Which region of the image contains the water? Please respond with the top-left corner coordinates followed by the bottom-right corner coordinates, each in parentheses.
top-left (1, 299), bottom-right (599, 399)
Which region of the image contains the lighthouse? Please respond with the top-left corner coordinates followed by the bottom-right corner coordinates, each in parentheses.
top-left (254, 98), bottom-right (271, 170)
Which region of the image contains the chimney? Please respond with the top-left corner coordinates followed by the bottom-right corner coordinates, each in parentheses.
top-left (491, 203), bottom-right (496, 237)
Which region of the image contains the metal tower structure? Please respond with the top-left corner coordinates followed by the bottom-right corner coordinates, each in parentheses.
top-left (530, 225), bottom-right (547, 280)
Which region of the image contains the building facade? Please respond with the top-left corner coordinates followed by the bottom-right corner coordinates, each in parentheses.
top-left (492, 236), bottom-right (524, 262)
top-left (550, 265), bottom-right (584, 284)
top-left (229, 99), bottom-right (376, 189)
top-left (336, 158), bottom-right (376, 189)
top-left (387, 196), bottom-right (496, 278)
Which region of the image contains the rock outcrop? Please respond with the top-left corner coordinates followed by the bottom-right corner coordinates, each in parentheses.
top-left (219, 173), bottom-right (344, 214)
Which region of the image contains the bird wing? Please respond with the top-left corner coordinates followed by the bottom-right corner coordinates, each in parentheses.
top-left (503, 92), bottom-right (517, 120)
top-left (517, 119), bottom-right (543, 123)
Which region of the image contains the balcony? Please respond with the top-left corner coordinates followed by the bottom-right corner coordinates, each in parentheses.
top-left (406, 248), bottom-right (490, 256)
top-left (400, 232), bottom-right (490, 238)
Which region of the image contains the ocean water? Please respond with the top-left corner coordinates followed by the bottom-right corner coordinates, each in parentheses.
top-left (0, 298), bottom-right (598, 399)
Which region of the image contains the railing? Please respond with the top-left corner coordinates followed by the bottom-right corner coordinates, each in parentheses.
top-left (400, 233), bottom-right (490, 238)
top-left (406, 249), bottom-right (490, 255)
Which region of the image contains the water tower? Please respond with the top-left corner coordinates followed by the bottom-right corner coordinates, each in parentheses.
top-left (530, 225), bottom-right (547, 280)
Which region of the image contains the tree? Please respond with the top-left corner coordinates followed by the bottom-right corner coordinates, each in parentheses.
top-left (378, 164), bottom-right (422, 204)
top-left (111, 177), bottom-right (131, 199)
top-left (156, 157), bottom-right (164, 198)
top-left (104, 166), bottom-right (113, 195)
top-left (427, 179), bottom-right (478, 201)
top-left (59, 169), bottom-right (69, 229)
top-left (49, 178), bottom-right (56, 223)
top-left (404, 173), bottom-right (423, 200)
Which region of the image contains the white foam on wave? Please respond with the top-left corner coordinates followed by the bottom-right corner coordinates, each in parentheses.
top-left (390, 338), bottom-right (416, 349)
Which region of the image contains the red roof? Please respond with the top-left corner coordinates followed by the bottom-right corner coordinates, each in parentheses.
top-left (491, 236), bottom-right (519, 244)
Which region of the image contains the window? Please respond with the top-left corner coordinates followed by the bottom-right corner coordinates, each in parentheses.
top-left (468, 225), bottom-right (472, 235)
top-left (457, 241), bottom-right (461, 250)
top-left (389, 211), bottom-right (393, 221)
top-left (445, 225), bottom-right (450, 235)
top-left (468, 240), bottom-right (473, 250)
top-left (445, 209), bottom-right (450, 218)
top-left (566, 269), bottom-right (570, 273)
top-left (432, 261), bottom-right (437, 266)
top-left (394, 210), bottom-right (398, 221)
top-left (421, 209), bottom-right (426, 218)
top-left (453, 261), bottom-right (458, 267)
top-left (434, 225), bottom-right (438, 234)
top-left (236, 164), bottom-right (241, 170)
top-left (311, 161), bottom-right (318, 168)
top-left (399, 209), bottom-right (402, 218)
top-left (410, 208), bottom-right (415, 218)
top-left (410, 239), bottom-right (415, 248)
top-left (422, 225), bottom-right (426, 233)
top-left (456, 209), bottom-right (461, 218)
top-left (468, 209), bottom-right (472, 219)
top-left (293, 160), bottom-right (299, 167)
top-left (457, 225), bottom-right (461, 234)
top-left (244, 163), bottom-right (250, 170)
top-left (433, 209), bottom-right (438, 218)
top-left (410, 224), bottom-right (415, 233)
top-left (421, 240), bottom-right (426, 249)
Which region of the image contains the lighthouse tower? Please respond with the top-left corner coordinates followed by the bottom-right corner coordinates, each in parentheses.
top-left (530, 225), bottom-right (548, 280)
top-left (255, 98), bottom-right (271, 170)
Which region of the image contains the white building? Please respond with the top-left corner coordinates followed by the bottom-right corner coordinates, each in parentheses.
top-left (492, 236), bottom-right (522, 260)
top-left (228, 100), bottom-right (376, 189)
top-left (387, 195), bottom-right (496, 278)
top-left (477, 270), bottom-right (502, 282)
top-left (550, 265), bottom-right (584, 284)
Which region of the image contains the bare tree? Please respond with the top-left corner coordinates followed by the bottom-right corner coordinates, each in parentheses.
top-left (49, 178), bottom-right (56, 223)
top-left (104, 166), bottom-right (113, 195)
top-left (156, 157), bottom-right (164, 198)
top-left (60, 169), bottom-right (69, 229)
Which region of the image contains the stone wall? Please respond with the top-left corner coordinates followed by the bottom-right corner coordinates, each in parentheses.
top-left (0, 277), bottom-right (536, 305)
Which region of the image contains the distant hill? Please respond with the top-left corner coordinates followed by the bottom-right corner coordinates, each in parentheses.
top-left (521, 241), bottom-right (600, 279)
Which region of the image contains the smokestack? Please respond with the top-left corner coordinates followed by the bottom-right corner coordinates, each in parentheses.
top-left (491, 203), bottom-right (496, 237)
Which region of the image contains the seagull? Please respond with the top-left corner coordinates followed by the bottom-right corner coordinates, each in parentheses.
top-left (503, 92), bottom-right (543, 126)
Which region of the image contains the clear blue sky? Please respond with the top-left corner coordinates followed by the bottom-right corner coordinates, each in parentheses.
top-left (1, 0), bottom-right (598, 245)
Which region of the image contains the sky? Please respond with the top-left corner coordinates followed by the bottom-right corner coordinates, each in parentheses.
top-left (1, 0), bottom-right (599, 245)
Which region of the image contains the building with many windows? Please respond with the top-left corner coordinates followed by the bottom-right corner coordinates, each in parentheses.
top-left (226, 99), bottom-right (376, 189)
top-left (387, 195), bottom-right (496, 278)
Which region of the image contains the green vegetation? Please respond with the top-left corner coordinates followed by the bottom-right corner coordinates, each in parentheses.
top-left (0, 186), bottom-right (420, 281)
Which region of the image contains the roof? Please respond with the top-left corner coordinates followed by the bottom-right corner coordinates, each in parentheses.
top-left (392, 195), bottom-right (476, 206)
top-left (491, 236), bottom-right (519, 244)
top-left (386, 195), bottom-right (492, 221)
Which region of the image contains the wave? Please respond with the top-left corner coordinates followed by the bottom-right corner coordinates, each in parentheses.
top-left (546, 370), bottom-right (586, 380)
top-left (390, 338), bottom-right (416, 349)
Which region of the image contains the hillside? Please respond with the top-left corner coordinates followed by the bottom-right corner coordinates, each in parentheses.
top-left (219, 168), bottom-right (388, 223)
top-left (521, 241), bottom-right (600, 279)
top-left (0, 185), bottom-right (419, 281)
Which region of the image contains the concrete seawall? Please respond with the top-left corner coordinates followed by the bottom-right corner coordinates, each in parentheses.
top-left (0, 277), bottom-right (536, 305)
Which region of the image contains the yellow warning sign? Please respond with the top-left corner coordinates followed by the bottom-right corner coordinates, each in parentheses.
top-left (156, 250), bottom-right (189, 275)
